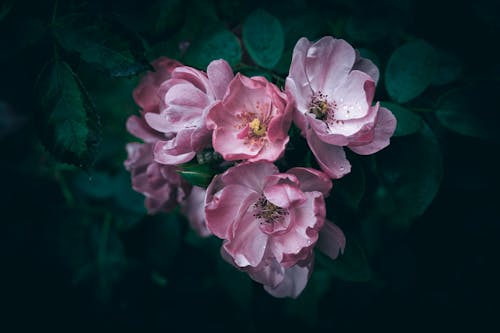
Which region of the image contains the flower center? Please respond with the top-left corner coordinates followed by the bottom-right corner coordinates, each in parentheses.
top-left (309, 92), bottom-right (337, 121)
top-left (249, 118), bottom-right (266, 137)
top-left (253, 196), bottom-right (288, 224)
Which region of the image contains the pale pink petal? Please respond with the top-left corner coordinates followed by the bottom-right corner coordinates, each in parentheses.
top-left (126, 115), bottom-right (163, 143)
top-left (164, 82), bottom-right (210, 108)
top-left (270, 192), bottom-right (324, 263)
top-left (317, 220), bottom-right (346, 260)
top-left (348, 106), bottom-right (396, 155)
top-left (206, 101), bottom-right (241, 130)
top-left (263, 183), bottom-right (306, 209)
top-left (353, 50), bottom-right (380, 84)
top-left (306, 128), bottom-right (351, 179)
top-left (212, 127), bottom-right (262, 160)
top-left (205, 184), bottom-right (259, 239)
top-left (153, 140), bottom-right (196, 165)
top-left (305, 36), bottom-right (356, 93)
top-left (264, 258), bottom-right (313, 298)
top-left (285, 38), bottom-right (314, 113)
top-left (125, 142), bottom-right (152, 171)
top-left (207, 59), bottom-right (234, 100)
top-left (170, 66), bottom-right (210, 93)
top-left (267, 95), bottom-right (293, 142)
top-left (287, 167), bottom-right (332, 196)
top-left (224, 210), bottom-right (269, 267)
top-left (181, 186), bottom-right (211, 237)
top-left (331, 70), bottom-right (374, 120)
top-left (221, 161), bottom-right (278, 194)
top-left (133, 57), bottom-right (181, 112)
top-left (247, 257), bottom-right (286, 288)
top-left (247, 136), bottom-right (288, 163)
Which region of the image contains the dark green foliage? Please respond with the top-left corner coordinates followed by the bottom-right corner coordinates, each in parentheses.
top-left (375, 123), bottom-right (443, 227)
top-left (381, 102), bottom-right (422, 136)
top-left (3, 0), bottom-right (499, 331)
top-left (178, 163), bottom-right (217, 188)
top-left (53, 15), bottom-right (150, 77)
top-left (435, 81), bottom-right (500, 143)
top-left (183, 25), bottom-right (242, 69)
top-left (317, 234), bottom-right (371, 282)
top-left (385, 40), bottom-right (438, 103)
top-left (243, 9), bottom-right (284, 69)
top-left (36, 60), bottom-right (101, 169)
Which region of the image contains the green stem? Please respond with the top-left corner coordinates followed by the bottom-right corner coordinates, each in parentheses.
top-left (51, 0), bottom-right (59, 24)
top-left (54, 170), bottom-right (75, 207)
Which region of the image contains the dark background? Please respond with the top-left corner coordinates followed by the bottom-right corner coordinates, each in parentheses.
top-left (1, 0), bottom-right (499, 332)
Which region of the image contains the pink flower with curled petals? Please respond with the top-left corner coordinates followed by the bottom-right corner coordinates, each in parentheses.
top-left (145, 59), bottom-right (234, 165)
top-left (206, 74), bottom-right (292, 162)
top-left (221, 246), bottom-right (314, 298)
top-left (124, 142), bottom-right (190, 214)
top-left (286, 36), bottom-right (396, 179)
top-left (133, 57), bottom-right (182, 115)
top-left (204, 161), bottom-right (331, 270)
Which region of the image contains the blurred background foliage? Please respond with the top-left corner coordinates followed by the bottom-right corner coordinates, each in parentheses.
top-left (1, 0), bottom-right (499, 332)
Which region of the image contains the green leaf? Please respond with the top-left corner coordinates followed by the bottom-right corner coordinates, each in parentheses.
top-left (431, 49), bottom-right (462, 86)
top-left (53, 15), bottom-right (150, 77)
top-left (375, 122), bottom-right (443, 226)
top-left (243, 9), bottom-right (284, 69)
top-left (435, 82), bottom-right (499, 143)
top-left (36, 60), bottom-right (101, 169)
top-left (73, 171), bottom-right (114, 199)
top-left (178, 163), bottom-right (216, 188)
top-left (380, 101), bottom-right (422, 136)
top-left (183, 25), bottom-right (241, 69)
top-left (385, 40), bottom-right (438, 103)
top-left (318, 234), bottom-right (371, 282)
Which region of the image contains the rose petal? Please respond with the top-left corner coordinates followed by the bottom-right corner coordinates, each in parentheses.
top-left (286, 167), bottom-right (332, 196)
top-left (224, 210), bottom-right (269, 267)
top-left (205, 184), bottom-right (259, 239)
top-left (306, 128), bottom-right (351, 179)
top-left (317, 220), bottom-right (346, 260)
top-left (304, 36), bottom-right (356, 93)
top-left (221, 161), bottom-right (279, 193)
top-left (264, 258), bottom-right (313, 298)
top-left (353, 50), bottom-right (380, 84)
top-left (207, 59), bottom-right (234, 100)
top-left (348, 106), bottom-right (396, 155)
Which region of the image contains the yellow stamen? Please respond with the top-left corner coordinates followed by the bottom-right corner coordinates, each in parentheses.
top-left (249, 118), bottom-right (266, 136)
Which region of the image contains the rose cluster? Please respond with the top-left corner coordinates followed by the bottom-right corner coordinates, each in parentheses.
top-left (125, 36), bottom-right (396, 298)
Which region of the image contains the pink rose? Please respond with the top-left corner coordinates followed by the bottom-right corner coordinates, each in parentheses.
top-left (144, 59), bottom-right (234, 165)
top-left (205, 161), bottom-right (331, 269)
top-left (133, 57), bottom-right (182, 114)
top-left (286, 36), bottom-right (396, 179)
top-left (124, 142), bottom-right (191, 214)
top-left (219, 218), bottom-right (346, 298)
top-left (221, 246), bottom-right (314, 298)
top-left (206, 74), bottom-right (292, 162)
